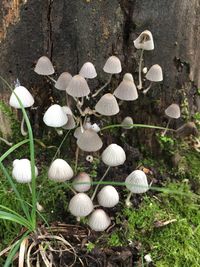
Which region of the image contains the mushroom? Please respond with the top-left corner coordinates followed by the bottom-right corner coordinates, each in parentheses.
top-left (97, 185), bottom-right (119, 208)
top-left (162, 103), bottom-right (181, 136)
top-left (12, 159), bottom-right (38, 183)
top-left (62, 106), bottom-right (76, 130)
top-left (133, 30), bottom-right (154, 90)
top-left (69, 193), bottom-right (93, 217)
top-left (73, 172), bottom-right (92, 192)
top-left (114, 73), bottom-right (138, 101)
top-left (66, 74), bottom-right (90, 98)
top-left (125, 170), bottom-right (149, 206)
top-left (121, 116), bottom-right (134, 129)
top-left (95, 93), bottom-right (119, 116)
top-left (123, 73), bottom-right (134, 82)
top-left (9, 85), bottom-right (34, 136)
top-left (43, 104), bottom-right (68, 128)
top-left (34, 56), bottom-right (54, 75)
top-left (143, 64), bottom-right (163, 94)
top-left (77, 129), bottom-right (103, 152)
top-left (55, 72), bottom-right (72, 91)
top-left (79, 62), bottom-right (97, 79)
top-left (88, 209), bottom-right (111, 231)
top-left (48, 158), bottom-right (74, 182)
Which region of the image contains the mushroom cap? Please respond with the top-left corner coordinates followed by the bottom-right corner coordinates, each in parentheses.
top-left (77, 129), bottom-right (103, 152)
top-left (62, 106), bottom-right (76, 129)
top-left (66, 74), bottom-right (90, 97)
top-left (12, 159), bottom-right (38, 183)
top-left (74, 126), bottom-right (84, 139)
top-left (146, 64), bottom-right (163, 82)
top-left (134, 30), bottom-right (154, 50)
top-left (90, 123), bottom-right (100, 132)
top-left (73, 172), bottom-right (92, 192)
top-left (103, 56), bottom-right (122, 74)
top-left (69, 193), bottom-right (93, 217)
top-left (9, 86), bottom-right (34, 109)
top-left (55, 72), bottom-right (72, 90)
top-left (97, 185), bottom-right (119, 208)
top-left (121, 116), bottom-right (134, 129)
top-left (48, 159), bottom-right (74, 182)
top-left (123, 73), bottom-right (134, 82)
top-left (88, 209), bottom-right (111, 231)
top-left (79, 62), bottom-right (97, 79)
top-left (34, 56), bottom-right (54, 75)
top-left (125, 170), bottom-right (149, 194)
top-left (114, 78), bottom-right (138, 101)
top-left (43, 104), bottom-right (68, 127)
top-left (102, 144), bottom-right (126, 167)
top-left (165, 103), bottom-right (181, 119)
top-left (95, 93), bottom-right (119, 116)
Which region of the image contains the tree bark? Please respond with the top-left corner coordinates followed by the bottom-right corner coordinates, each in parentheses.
top-left (0, 0), bottom-right (199, 144)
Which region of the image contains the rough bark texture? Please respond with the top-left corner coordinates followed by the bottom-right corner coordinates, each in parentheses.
top-left (0, 0), bottom-right (199, 143)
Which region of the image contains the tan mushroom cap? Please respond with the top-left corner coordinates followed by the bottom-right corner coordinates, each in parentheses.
top-left (66, 74), bottom-right (90, 97)
top-left (114, 75), bottom-right (138, 101)
top-left (34, 56), bottom-right (55, 75)
top-left (165, 103), bottom-right (181, 119)
top-left (77, 129), bottom-right (103, 152)
top-left (55, 72), bottom-right (72, 90)
top-left (134, 30), bottom-right (154, 50)
top-left (79, 62), bottom-right (97, 79)
top-left (146, 64), bottom-right (163, 82)
top-left (95, 93), bottom-right (119, 116)
top-left (103, 56), bottom-right (122, 74)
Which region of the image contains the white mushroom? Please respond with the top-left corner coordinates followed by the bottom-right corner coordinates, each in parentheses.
top-left (69, 193), bottom-right (93, 217)
top-left (48, 159), bottom-right (74, 182)
top-left (97, 185), bottom-right (119, 208)
top-left (43, 104), bottom-right (68, 127)
top-left (88, 209), bottom-right (111, 231)
top-left (12, 159), bottom-right (38, 183)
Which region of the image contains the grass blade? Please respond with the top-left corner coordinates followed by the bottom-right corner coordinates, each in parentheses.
top-left (0, 210), bottom-right (32, 229)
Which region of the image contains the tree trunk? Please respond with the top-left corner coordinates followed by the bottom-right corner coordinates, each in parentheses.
top-left (0, 0), bottom-right (199, 145)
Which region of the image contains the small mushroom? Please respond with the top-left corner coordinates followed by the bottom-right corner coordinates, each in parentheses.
top-left (97, 185), bottom-right (119, 208)
top-left (48, 159), bottom-right (74, 182)
top-left (73, 172), bottom-right (92, 192)
top-left (12, 159), bottom-right (38, 183)
top-left (103, 56), bottom-right (122, 74)
top-left (34, 56), bottom-right (54, 75)
top-left (69, 193), bottom-right (93, 217)
top-left (55, 72), bottom-right (72, 91)
top-left (143, 64), bottom-right (163, 94)
top-left (62, 106), bottom-right (76, 130)
top-left (95, 93), bottom-right (119, 116)
top-left (102, 144), bottom-right (126, 167)
top-left (88, 209), bottom-right (111, 231)
top-left (79, 62), bottom-right (97, 79)
top-left (43, 104), bottom-right (68, 128)
top-left (66, 74), bottom-right (90, 98)
top-left (162, 103), bottom-right (181, 136)
top-left (77, 129), bottom-right (103, 152)
top-left (121, 116), bottom-right (134, 129)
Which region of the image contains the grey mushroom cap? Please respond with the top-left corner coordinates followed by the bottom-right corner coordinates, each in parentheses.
top-left (66, 74), bottom-right (90, 97)
top-left (69, 193), bottom-right (93, 217)
top-left (34, 56), bottom-right (55, 75)
top-left (95, 93), bottom-right (119, 116)
top-left (134, 30), bottom-right (154, 51)
top-left (77, 129), bottom-right (103, 152)
top-left (88, 209), bottom-right (111, 231)
top-left (55, 72), bottom-right (72, 90)
top-left (121, 116), bottom-right (134, 129)
top-left (103, 56), bottom-right (122, 74)
top-left (79, 62), bottom-right (97, 79)
top-left (123, 73), bottom-right (134, 82)
top-left (114, 78), bottom-right (138, 101)
top-left (146, 64), bottom-right (163, 82)
top-left (125, 170), bottom-right (149, 194)
top-left (62, 106), bottom-right (76, 129)
top-left (165, 104), bottom-right (181, 119)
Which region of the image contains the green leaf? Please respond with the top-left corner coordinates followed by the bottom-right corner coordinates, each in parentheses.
top-left (0, 210), bottom-right (32, 229)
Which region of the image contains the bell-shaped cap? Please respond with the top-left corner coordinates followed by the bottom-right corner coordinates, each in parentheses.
top-left (88, 209), bottom-right (111, 231)
top-left (102, 144), bottom-right (126, 167)
top-left (34, 56), bottom-right (54, 75)
top-left (97, 186), bottom-right (119, 208)
top-left (121, 116), bottom-right (133, 129)
top-left (66, 75), bottom-right (90, 97)
top-left (125, 170), bottom-right (149, 194)
top-left (165, 104), bottom-right (181, 119)
top-left (62, 106), bottom-right (76, 129)
top-left (79, 62), bottom-right (97, 79)
top-left (95, 93), bottom-right (119, 116)
top-left (114, 75), bottom-right (138, 101)
top-left (74, 127), bottom-right (84, 139)
top-left (55, 72), bottom-right (72, 90)
top-left (12, 159), bottom-right (38, 183)
top-left (103, 56), bottom-right (122, 74)
top-left (48, 159), bottom-right (74, 182)
top-left (69, 193), bottom-right (93, 217)
top-left (73, 172), bottom-right (92, 192)
top-left (77, 129), bottom-right (103, 152)
top-left (134, 30), bottom-right (154, 50)
top-left (43, 104), bottom-right (68, 127)
top-left (123, 73), bottom-right (134, 82)
top-left (146, 64), bottom-right (163, 82)
top-left (9, 86), bottom-right (34, 109)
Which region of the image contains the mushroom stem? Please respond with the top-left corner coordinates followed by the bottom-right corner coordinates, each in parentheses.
top-left (138, 49), bottom-right (144, 90)
top-left (47, 75), bottom-right (56, 83)
top-left (21, 116), bottom-right (28, 136)
top-left (0, 137), bottom-right (13, 146)
top-left (143, 81), bottom-right (153, 94)
top-left (162, 119), bottom-right (172, 136)
top-left (125, 192), bottom-right (132, 207)
top-left (91, 166), bottom-right (111, 201)
top-left (80, 97), bottom-right (84, 106)
top-left (92, 74), bottom-right (112, 97)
